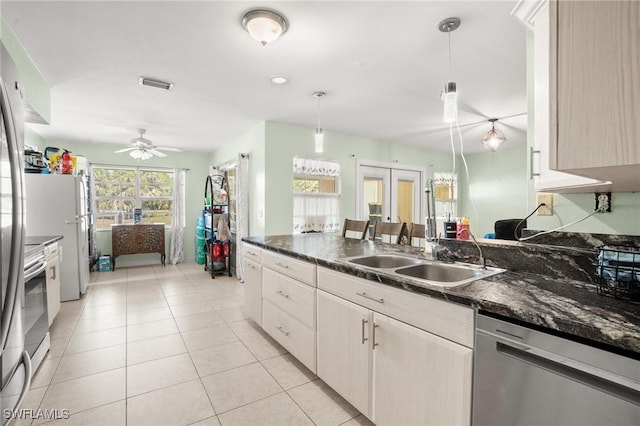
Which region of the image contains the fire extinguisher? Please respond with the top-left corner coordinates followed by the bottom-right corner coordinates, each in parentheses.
top-left (61, 150), bottom-right (73, 175)
top-left (213, 242), bottom-right (223, 257)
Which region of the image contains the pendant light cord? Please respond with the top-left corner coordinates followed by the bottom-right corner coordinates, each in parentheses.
top-left (448, 28), bottom-right (453, 82)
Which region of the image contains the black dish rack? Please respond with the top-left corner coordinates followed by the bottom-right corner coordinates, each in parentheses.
top-left (595, 245), bottom-right (640, 301)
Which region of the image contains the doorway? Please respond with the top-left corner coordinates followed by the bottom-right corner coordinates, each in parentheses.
top-left (356, 162), bottom-right (425, 239)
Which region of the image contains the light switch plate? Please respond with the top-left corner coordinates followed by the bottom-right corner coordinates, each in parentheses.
top-left (537, 193), bottom-right (553, 216)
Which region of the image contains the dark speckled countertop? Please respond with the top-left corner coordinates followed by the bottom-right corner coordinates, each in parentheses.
top-left (243, 233), bottom-right (640, 356)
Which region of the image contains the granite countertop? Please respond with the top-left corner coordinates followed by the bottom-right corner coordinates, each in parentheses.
top-left (26, 235), bottom-right (63, 246)
top-left (243, 233), bottom-right (640, 355)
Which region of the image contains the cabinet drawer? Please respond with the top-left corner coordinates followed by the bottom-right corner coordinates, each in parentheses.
top-left (242, 243), bottom-right (262, 263)
top-left (262, 250), bottom-right (316, 287)
top-left (262, 300), bottom-right (316, 373)
top-left (318, 267), bottom-right (474, 348)
top-left (263, 268), bottom-right (316, 329)
top-left (45, 242), bottom-right (59, 260)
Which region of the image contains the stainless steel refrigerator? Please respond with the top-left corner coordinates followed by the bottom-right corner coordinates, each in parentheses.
top-left (1, 44), bottom-right (31, 425)
top-left (25, 174), bottom-right (89, 301)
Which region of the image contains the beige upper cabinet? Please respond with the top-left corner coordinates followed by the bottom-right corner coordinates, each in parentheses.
top-left (550, 0), bottom-right (640, 190)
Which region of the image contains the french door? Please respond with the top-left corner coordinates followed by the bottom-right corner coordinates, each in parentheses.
top-left (357, 163), bottom-right (424, 239)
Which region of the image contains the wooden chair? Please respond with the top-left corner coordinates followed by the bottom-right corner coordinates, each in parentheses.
top-left (372, 221), bottom-right (406, 244)
top-left (408, 223), bottom-right (426, 246)
top-left (341, 219), bottom-right (370, 240)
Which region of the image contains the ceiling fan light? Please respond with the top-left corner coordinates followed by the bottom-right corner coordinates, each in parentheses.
top-left (130, 149), bottom-right (153, 160)
top-left (242, 9), bottom-right (288, 46)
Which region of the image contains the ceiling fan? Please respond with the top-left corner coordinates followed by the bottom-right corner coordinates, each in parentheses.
top-left (114, 129), bottom-right (183, 160)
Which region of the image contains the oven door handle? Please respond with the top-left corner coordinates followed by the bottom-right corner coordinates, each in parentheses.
top-left (24, 261), bottom-right (46, 282)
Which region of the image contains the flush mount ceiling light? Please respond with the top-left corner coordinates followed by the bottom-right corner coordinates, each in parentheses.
top-left (138, 76), bottom-right (174, 91)
top-left (313, 91), bottom-right (326, 153)
top-left (242, 9), bottom-right (288, 46)
top-left (270, 75), bottom-right (289, 84)
top-left (439, 17), bottom-right (460, 124)
top-left (482, 118), bottom-right (507, 151)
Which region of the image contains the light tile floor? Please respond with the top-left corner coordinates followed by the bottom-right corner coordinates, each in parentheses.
top-left (17, 263), bottom-right (373, 426)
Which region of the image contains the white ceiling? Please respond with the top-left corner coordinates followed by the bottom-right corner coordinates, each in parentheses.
top-left (3, 0), bottom-right (528, 154)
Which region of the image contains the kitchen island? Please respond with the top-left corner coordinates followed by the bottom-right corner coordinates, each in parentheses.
top-left (243, 233), bottom-right (639, 355)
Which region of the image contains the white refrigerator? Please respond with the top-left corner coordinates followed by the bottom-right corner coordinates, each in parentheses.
top-left (25, 174), bottom-right (89, 301)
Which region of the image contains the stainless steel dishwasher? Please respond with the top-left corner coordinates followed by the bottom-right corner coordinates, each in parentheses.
top-left (472, 314), bottom-right (640, 426)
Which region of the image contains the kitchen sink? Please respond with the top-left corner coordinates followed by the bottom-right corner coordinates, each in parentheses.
top-left (348, 254), bottom-right (423, 269)
top-left (394, 263), bottom-right (504, 287)
top-left (342, 254), bottom-right (505, 288)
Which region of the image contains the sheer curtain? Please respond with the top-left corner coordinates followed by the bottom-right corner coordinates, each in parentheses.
top-left (169, 169), bottom-right (185, 264)
top-left (236, 154), bottom-right (249, 281)
top-left (293, 158), bottom-right (341, 234)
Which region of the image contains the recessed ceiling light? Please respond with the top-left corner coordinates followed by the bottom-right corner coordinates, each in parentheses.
top-left (138, 76), bottom-right (174, 91)
top-left (270, 75), bottom-right (289, 85)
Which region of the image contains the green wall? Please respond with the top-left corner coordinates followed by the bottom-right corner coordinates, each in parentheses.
top-left (213, 121), bottom-right (457, 237)
top-left (459, 146), bottom-right (529, 237)
top-left (43, 140), bottom-right (211, 264)
top-left (210, 122), bottom-right (266, 236)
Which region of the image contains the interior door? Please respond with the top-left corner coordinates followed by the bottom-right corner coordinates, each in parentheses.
top-left (391, 169), bottom-right (422, 225)
top-left (358, 165), bottom-right (423, 238)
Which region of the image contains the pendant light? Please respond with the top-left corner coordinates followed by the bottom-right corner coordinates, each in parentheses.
top-left (241, 9), bottom-right (288, 46)
top-left (439, 17), bottom-right (460, 124)
top-left (482, 118), bottom-right (507, 151)
top-left (313, 91), bottom-right (326, 153)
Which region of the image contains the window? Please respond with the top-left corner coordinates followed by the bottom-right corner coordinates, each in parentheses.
top-left (93, 166), bottom-right (174, 229)
top-left (433, 172), bottom-right (457, 220)
top-left (292, 158), bottom-right (341, 234)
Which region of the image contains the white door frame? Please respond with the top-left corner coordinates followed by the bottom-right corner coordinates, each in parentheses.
top-left (355, 160), bottom-right (426, 224)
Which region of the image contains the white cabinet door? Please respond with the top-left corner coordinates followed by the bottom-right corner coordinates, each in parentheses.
top-left (242, 257), bottom-right (262, 326)
top-left (372, 313), bottom-right (473, 426)
top-left (317, 290), bottom-right (371, 417)
top-left (531, 1), bottom-right (610, 193)
top-left (46, 254), bottom-right (61, 326)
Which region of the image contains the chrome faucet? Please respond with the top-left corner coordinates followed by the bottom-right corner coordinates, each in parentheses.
top-left (424, 178), bottom-right (441, 260)
top-left (458, 228), bottom-right (486, 269)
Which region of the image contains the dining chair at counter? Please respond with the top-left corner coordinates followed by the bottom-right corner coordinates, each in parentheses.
top-left (372, 221), bottom-right (406, 244)
top-left (342, 219), bottom-right (370, 240)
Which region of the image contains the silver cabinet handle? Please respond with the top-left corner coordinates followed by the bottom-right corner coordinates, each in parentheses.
top-left (246, 263), bottom-right (256, 270)
top-left (530, 147), bottom-right (541, 179)
top-left (276, 290), bottom-right (290, 299)
top-left (275, 262), bottom-right (289, 269)
top-left (276, 326), bottom-right (290, 336)
top-left (372, 323), bottom-right (379, 349)
top-left (361, 319), bottom-right (369, 344)
top-left (356, 292), bottom-right (384, 304)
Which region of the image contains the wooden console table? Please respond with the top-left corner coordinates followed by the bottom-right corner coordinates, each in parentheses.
top-left (111, 224), bottom-right (166, 270)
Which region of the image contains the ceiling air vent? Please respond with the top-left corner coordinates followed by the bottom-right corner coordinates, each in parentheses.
top-left (138, 76), bottom-right (174, 91)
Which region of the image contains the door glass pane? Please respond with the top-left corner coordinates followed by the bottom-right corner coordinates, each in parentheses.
top-left (396, 180), bottom-right (414, 224)
top-left (363, 178), bottom-right (382, 238)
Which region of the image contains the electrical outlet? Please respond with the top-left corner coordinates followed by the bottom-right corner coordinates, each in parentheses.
top-left (595, 192), bottom-right (612, 212)
top-left (537, 193), bottom-right (553, 216)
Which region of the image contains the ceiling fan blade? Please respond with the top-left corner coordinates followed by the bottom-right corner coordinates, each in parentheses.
top-left (148, 148), bottom-right (167, 158)
top-left (155, 146), bottom-right (183, 152)
top-left (496, 112), bottom-right (527, 121)
top-left (114, 147), bottom-right (137, 153)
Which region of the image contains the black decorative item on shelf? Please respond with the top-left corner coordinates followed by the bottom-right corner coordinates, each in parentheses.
top-left (203, 174), bottom-right (232, 279)
top-left (595, 245), bottom-right (640, 301)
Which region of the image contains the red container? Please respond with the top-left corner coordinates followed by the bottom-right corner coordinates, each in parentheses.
top-left (223, 243), bottom-right (230, 257)
top-left (212, 243), bottom-right (223, 257)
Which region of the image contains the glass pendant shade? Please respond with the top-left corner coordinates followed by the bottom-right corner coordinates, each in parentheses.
top-left (242, 10), bottom-right (288, 46)
top-left (443, 82), bottom-right (458, 124)
top-left (315, 128), bottom-right (324, 153)
top-left (482, 126), bottom-right (507, 152)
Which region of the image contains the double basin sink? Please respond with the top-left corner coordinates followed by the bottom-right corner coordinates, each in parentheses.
top-left (342, 254), bottom-right (505, 288)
